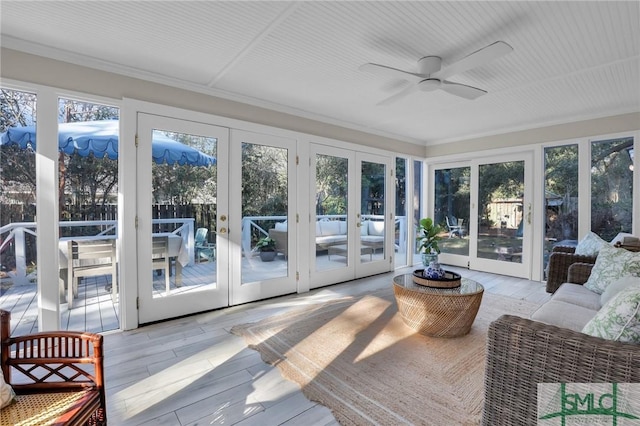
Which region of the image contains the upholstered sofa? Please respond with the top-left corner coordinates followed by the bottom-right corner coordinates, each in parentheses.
top-left (269, 220), bottom-right (385, 258)
top-left (483, 247), bottom-right (640, 425)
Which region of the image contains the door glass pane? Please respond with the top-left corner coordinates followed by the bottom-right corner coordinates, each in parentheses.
top-left (395, 158), bottom-right (408, 267)
top-left (412, 160), bottom-right (422, 265)
top-left (242, 143), bottom-right (288, 283)
top-left (151, 129), bottom-right (217, 297)
top-left (435, 167), bottom-right (470, 256)
top-left (0, 88), bottom-right (37, 334)
top-left (361, 160), bottom-right (385, 263)
top-left (591, 137), bottom-right (634, 240)
top-left (58, 98), bottom-right (120, 331)
top-left (315, 154), bottom-right (348, 271)
top-left (544, 144), bottom-right (578, 277)
top-left (477, 161), bottom-right (524, 262)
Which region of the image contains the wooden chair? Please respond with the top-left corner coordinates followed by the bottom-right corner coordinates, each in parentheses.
top-left (152, 236), bottom-right (171, 292)
top-left (67, 239), bottom-right (117, 308)
top-left (1, 309), bottom-right (106, 425)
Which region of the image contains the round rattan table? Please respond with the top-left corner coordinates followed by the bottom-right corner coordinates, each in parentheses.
top-left (392, 274), bottom-right (484, 337)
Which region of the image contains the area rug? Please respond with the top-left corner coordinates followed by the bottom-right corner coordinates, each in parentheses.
top-left (231, 288), bottom-right (540, 425)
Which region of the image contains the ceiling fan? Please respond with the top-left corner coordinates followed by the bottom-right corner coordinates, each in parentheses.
top-left (360, 41), bottom-right (513, 105)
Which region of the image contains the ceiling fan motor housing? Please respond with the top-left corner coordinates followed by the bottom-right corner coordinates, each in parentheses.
top-left (418, 56), bottom-right (442, 75)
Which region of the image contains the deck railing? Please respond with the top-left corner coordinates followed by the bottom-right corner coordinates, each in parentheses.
top-left (0, 218), bottom-right (194, 285)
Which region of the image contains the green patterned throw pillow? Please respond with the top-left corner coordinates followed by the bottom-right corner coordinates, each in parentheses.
top-left (582, 286), bottom-right (640, 343)
top-left (574, 231), bottom-right (608, 256)
top-left (583, 244), bottom-right (640, 294)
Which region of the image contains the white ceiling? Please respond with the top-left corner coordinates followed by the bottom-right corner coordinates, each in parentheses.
top-left (1, 1), bottom-right (639, 146)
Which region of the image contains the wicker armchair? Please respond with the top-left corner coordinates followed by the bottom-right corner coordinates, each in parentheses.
top-left (482, 315), bottom-right (640, 425)
top-left (545, 245), bottom-right (596, 293)
top-left (1, 310), bottom-right (106, 425)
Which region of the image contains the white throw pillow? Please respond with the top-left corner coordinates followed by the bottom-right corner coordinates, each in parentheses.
top-left (360, 221), bottom-right (369, 236)
top-left (584, 244), bottom-right (640, 294)
top-left (582, 286), bottom-right (640, 343)
top-left (274, 221), bottom-right (287, 231)
top-left (368, 221), bottom-right (385, 236)
top-left (601, 276), bottom-right (640, 306)
top-left (0, 367), bottom-right (15, 409)
top-left (610, 232), bottom-right (635, 246)
top-left (574, 232), bottom-right (608, 256)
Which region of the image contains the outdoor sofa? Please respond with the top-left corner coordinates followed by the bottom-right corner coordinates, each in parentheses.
top-left (269, 219), bottom-right (385, 258)
top-left (483, 247), bottom-right (640, 425)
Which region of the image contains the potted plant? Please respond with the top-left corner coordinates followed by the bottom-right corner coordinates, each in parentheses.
top-left (417, 217), bottom-right (445, 278)
top-left (256, 236), bottom-right (277, 262)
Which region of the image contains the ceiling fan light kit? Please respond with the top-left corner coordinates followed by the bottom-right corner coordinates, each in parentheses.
top-left (361, 41), bottom-right (513, 105)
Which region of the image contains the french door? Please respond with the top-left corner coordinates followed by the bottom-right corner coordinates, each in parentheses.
top-left (310, 145), bottom-right (393, 289)
top-left (433, 153), bottom-right (533, 279)
top-left (136, 116), bottom-right (297, 323)
top-left (137, 113), bottom-right (230, 323)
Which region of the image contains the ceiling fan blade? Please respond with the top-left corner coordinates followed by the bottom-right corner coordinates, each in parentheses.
top-left (434, 41), bottom-right (513, 80)
top-left (441, 81), bottom-right (487, 100)
top-left (377, 83), bottom-right (421, 106)
top-left (359, 63), bottom-right (425, 83)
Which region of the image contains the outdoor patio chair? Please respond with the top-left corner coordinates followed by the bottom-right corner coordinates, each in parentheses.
top-left (195, 227), bottom-right (216, 262)
top-left (67, 239), bottom-right (117, 309)
top-left (152, 236), bottom-right (171, 292)
top-left (445, 216), bottom-right (464, 238)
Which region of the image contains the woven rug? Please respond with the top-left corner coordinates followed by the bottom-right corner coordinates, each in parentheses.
top-left (231, 288), bottom-right (540, 425)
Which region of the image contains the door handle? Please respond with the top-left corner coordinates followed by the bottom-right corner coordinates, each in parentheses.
top-left (219, 228), bottom-right (227, 234)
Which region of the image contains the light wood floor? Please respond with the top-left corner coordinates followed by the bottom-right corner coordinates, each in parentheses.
top-left (103, 265), bottom-right (551, 425)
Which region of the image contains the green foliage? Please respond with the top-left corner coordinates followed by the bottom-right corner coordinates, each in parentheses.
top-left (255, 236), bottom-right (276, 252)
top-left (417, 217), bottom-right (442, 254)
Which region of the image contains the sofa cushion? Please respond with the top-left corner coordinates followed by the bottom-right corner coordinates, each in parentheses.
top-left (582, 286), bottom-right (640, 343)
top-left (316, 235), bottom-right (347, 246)
top-left (0, 366), bottom-right (15, 408)
top-left (531, 300), bottom-right (597, 332)
top-left (275, 221), bottom-right (287, 231)
top-left (601, 276), bottom-right (640, 306)
top-left (360, 221), bottom-right (369, 236)
top-left (320, 221), bottom-right (341, 236)
top-left (574, 231), bottom-right (607, 256)
top-left (552, 283), bottom-right (602, 311)
top-left (368, 221), bottom-right (384, 236)
top-left (584, 244), bottom-right (640, 294)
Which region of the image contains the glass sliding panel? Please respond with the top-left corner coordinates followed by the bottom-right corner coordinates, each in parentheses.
top-left (241, 142), bottom-right (288, 283)
top-left (477, 161), bottom-right (524, 262)
top-left (361, 160), bottom-right (385, 263)
top-left (315, 154), bottom-right (349, 271)
top-left (434, 167), bottom-right (470, 256)
top-left (58, 98), bottom-right (120, 331)
top-left (591, 137), bottom-right (634, 240)
top-left (412, 160), bottom-right (423, 266)
top-left (394, 158), bottom-right (408, 267)
top-left (151, 129), bottom-right (217, 297)
top-left (0, 88), bottom-right (37, 333)
top-left (544, 144), bottom-right (578, 277)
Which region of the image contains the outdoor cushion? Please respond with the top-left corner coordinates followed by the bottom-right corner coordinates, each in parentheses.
top-left (315, 235), bottom-right (347, 246)
top-left (360, 221), bottom-right (369, 236)
top-left (275, 221), bottom-right (287, 231)
top-left (552, 283), bottom-right (602, 311)
top-left (531, 300), bottom-right (597, 332)
top-left (582, 286), bottom-right (640, 343)
top-left (574, 231), bottom-right (607, 256)
top-left (584, 244), bottom-right (640, 294)
top-left (368, 221), bottom-right (384, 236)
top-left (361, 235), bottom-right (384, 244)
top-left (319, 221), bottom-right (343, 236)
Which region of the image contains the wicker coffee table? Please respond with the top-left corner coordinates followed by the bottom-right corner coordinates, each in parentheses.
top-left (392, 274), bottom-right (484, 337)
